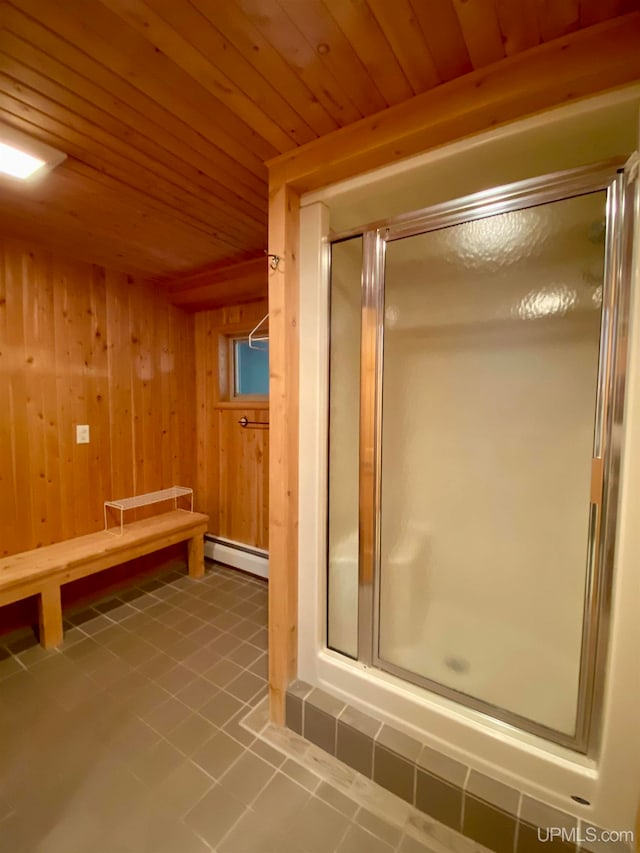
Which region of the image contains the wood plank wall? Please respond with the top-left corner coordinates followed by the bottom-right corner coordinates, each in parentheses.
top-left (195, 299), bottom-right (269, 550)
top-left (0, 233), bottom-right (196, 559)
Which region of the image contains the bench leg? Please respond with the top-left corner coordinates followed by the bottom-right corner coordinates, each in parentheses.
top-left (38, 584), bottom-right (63, 649)
top-left (188, 533), bottom-right (205, 579)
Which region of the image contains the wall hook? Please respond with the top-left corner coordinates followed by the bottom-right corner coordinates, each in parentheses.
top-left (264, 251), bottom-right (281, 270)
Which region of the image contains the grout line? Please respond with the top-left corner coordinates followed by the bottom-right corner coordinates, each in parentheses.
top-left (460, 765), bottom-right (472, 832)
top-left (333, 819), bottom-right (353, 851)
top-left (514, 789), bottom-right (524, 852)
top-left (209, 800), bottom-right (252, 851)
top-left (335, 701), bottom-right (347, 721)
top-left (512, 813), bottom-right (521, 853)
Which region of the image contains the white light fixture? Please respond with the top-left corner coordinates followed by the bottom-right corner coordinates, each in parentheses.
top-left (0, 123), bottom-right (66, 182)
top-left (0, 142), bottom-right (45, 179)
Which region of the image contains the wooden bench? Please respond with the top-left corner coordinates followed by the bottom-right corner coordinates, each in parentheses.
top-left (0, 510), bottom-right (209, 649)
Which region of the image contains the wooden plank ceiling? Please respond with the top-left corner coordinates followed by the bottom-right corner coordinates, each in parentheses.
top-left (0, 0), bottom-right (638, 280)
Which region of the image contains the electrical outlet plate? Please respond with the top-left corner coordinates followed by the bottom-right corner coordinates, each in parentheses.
top-left (76, 424), bottom-right (90, 444)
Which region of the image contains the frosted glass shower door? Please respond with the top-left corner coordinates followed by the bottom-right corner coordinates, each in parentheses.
top-left (327, 237), bottom-right (363, 657)
top-left (377, 192), bottom-right (606, 737)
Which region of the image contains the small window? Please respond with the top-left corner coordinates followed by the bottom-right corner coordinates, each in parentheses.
top-left (231, 338), bottom-right (269, 398)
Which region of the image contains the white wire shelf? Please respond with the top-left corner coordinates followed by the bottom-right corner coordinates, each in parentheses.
top-left (104, 486), bottom-right (193, 534)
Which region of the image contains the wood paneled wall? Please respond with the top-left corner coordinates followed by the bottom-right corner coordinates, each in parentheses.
top-left (0, 234), bottom-right (196, 559)
top-left (195, 300), bottom-right (269, 550)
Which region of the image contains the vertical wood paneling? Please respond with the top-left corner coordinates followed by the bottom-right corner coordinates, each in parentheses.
top-left (195, 312), bottom-right (219, 536)
top-left (105, 270), bottom-right (134, 505)
top-left (6, 247), bottom-right (34, 544)
top-left (157, 293), bottom-right (172, 491)
top-left (0, 242), bottom-right (17, 539)
top-left (216, 409), bottom-right (269, 549)
top-left (173, 289), bottom-right (195, 488)
top-left (52, 261), bottom-right (75, 541)
top-left (129, 279), bottom-right (145, 498)
top-left (37, 252), bottom-right (62, 543)
top-left (22, 249), bottom-right (48, 546)
top-left (67, 256), bottom-right (93, 536)
top-left (0, 234), bottom-right (196, 558)
top-left (194, 299), bottom-right (269, 550)
top-left (88, 265), bottom-right (111, 530)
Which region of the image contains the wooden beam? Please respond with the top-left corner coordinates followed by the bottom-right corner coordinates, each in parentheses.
top-left (267, 13), bottom-right (640, 193)
top-left (267, 181), bottom-right (299, 724)
top-left (165, 256), bottom-right (268, 311)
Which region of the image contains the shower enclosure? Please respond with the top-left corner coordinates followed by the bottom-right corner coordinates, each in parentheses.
top-left (326, 160), bottom-right (636, 753)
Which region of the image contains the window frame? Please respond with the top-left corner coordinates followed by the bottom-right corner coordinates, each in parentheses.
top-left (227, 334), bottom-right (269, 402)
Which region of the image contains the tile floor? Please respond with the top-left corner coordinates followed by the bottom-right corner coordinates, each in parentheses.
top-left (0, 562), bottom-right (442, 853)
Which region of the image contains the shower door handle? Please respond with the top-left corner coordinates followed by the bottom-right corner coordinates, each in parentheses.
top-left (584, 457), bottom-right (605, 621)
top-left (590, 457), bottom-right (604, 507)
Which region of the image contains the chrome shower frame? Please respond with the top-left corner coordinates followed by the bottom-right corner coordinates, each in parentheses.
top-left (327, 158), bottom-right (637, 754)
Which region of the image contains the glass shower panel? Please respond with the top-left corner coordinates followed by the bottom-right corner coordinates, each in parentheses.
top-left (378, 192), bottom-right (606, 736)
top-left (327, 237), bottom-right (363, 657)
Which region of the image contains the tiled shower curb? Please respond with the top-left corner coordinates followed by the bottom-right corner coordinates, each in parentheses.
top-left (285, 681), bottom-right (633, 853)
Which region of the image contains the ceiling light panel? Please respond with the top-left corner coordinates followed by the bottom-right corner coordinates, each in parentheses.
top-left (0, 123), bottom-right (66, 182)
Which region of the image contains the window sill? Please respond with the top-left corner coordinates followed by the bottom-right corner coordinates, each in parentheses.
top-left (215, 400), bottom-right (269, 410)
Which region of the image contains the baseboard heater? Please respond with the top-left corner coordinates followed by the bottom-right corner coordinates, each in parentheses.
top-left (204, 535), bottom-right (269, 580)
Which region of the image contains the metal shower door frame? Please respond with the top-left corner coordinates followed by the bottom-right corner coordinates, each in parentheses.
top-left (344, 158), bottom-right (636, 754)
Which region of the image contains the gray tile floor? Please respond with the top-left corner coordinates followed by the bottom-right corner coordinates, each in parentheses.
top-left (0, 562), bottom-right (436, 853)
